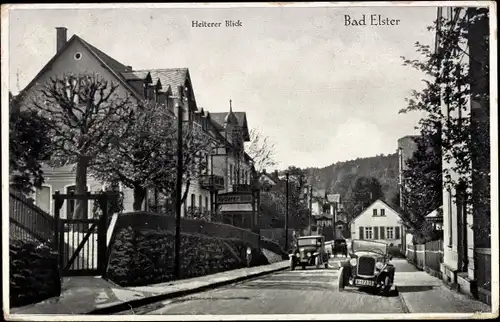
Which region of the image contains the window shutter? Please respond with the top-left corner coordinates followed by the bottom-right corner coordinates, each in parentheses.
top-left (359, 226), bottom-right (364, 240)
top-left (374, 226), bottom-right (379, 239)
top-left (380, 226), bottom-right (385, 239)
top-left (395, 226), bottom-right (401, 240)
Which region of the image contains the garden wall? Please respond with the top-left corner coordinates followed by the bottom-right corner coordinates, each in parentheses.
top-left (105, 212), bottom-right (283, 287)
top-left (9, 238), bottom-right (61, 308)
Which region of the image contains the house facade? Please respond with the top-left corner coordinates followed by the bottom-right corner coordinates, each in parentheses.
top-left (436, 7), bottom-right (491, 303)
top-left (12, 27), bottom-right (254, 225)
top-left (349, 199), bottom-right (404, 248)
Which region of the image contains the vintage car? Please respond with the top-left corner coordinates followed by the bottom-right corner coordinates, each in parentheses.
top-left (338, 239), bottom-right (395, 296)
top-left (332, 238), bottom-right (348, 257)
top-left (289, 235), bottom-right (329, 270)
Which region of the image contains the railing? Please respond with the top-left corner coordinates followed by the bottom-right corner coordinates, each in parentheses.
top-left (199, 174), bottom-right (225, 191)
top-left (9, 190), bottom-right (55, 245)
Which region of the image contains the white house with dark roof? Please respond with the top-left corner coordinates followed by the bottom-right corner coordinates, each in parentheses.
top-left (12, 27), bottom-right (255, 224)
top-left (349, 199), bottom-right (405, 248)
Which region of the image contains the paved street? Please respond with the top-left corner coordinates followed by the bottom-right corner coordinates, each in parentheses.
top-left (135, 259), bottom-right (490, 315)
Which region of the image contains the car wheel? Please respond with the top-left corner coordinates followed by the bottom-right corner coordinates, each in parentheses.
top-left (338, 267), bottom-right (345, 290)
top-left (381, 276), bottom-right (391, 296)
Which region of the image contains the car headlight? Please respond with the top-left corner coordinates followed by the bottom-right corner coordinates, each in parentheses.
top-left (375, 262), bottom-right (384, 270)
top-left (349, 258), bottom-right (357, 266)
top-left (307, 252), bottom-right (311, 257)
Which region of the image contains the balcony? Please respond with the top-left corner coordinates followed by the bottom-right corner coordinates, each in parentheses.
top-left (200, 174), bottom-right (225, 191)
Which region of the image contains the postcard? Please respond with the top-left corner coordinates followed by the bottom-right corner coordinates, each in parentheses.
top-left (1, 2), bottom-right (498, 321)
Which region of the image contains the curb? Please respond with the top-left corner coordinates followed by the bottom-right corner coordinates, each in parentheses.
top-left (87, 264), bottom-right (289, 315)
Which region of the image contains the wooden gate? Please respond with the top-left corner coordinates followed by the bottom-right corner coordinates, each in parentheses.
top-left (53, 190), bottom-right (115, 276)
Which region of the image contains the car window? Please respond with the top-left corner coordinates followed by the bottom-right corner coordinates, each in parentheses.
top-left (298, 238), bottom-right (321, 246)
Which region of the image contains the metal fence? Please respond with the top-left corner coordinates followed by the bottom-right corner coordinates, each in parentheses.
top-left (9, 190), bottom-right (55, 245)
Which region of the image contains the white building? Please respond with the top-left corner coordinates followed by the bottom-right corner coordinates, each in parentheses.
top-left (349, 199), bottom-right (405, 248)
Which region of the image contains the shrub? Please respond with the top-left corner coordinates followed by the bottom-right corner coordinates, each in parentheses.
top-left (105, 226), bottom-right (256, 287)
top-left (9, 238), bottom-right (61, 308)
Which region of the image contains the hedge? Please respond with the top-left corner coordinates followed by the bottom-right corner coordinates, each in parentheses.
top-left (9, 238), bottom-right (61, 308)
top-left (105, 227), bottom-right (258, 287)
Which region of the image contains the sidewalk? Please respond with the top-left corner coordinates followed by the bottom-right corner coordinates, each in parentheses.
top-left (8, 260), bottom-right (289, 316)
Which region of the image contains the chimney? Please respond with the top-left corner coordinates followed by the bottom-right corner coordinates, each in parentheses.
top-left (56, 27), bottom-right (67, 53)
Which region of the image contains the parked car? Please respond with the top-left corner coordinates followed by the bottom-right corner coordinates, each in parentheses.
top-left (338, 239), bottom-right (395, 296)
top-left (289, 235), bottom-right (329, 270)
top-left (332, 238), bottom-right (348, 257)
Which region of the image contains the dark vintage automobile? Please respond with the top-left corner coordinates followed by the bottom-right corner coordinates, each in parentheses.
top-left (289, 235), bottom-right (329, 270)
top-left (338, 239), bottom-right (396, 296)
top-left (332, 238), bottom-right (348, 257)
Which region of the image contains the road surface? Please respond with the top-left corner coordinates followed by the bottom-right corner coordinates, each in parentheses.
top-left (131, 259), bottom-right (491, 315)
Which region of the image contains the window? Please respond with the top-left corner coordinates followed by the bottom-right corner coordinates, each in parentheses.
top-left (373, 209), bottom-right (378, 216)
top-left (205, 196), bottom-right (209, 212)
top-left (191, 194), bottom-right (196, 208)
top-left (35, 186), bottom-right (51, 214)
top-left (364, 227), bottom-right (373, 239)
top-left (198, 195), bottom-right (202, 212)
top-left (229, 164), bottom-right (233, 185)
top-left (386, 227), bottom-right (394, 239)
top-left (380, 209), bottom-right (385, 216)
top-left (379, 226), bottom-right (385, 239)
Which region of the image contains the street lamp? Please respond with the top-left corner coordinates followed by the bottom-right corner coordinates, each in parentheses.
top-left (174, 85), bottom-right (188, 279)
top-left (285, 172), bottom-right (289, 251)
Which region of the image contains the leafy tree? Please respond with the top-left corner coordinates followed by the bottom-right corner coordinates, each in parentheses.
top-left (400, 134), bottom-right (443, 242)
top-left (400, 7), bottom-right (490, 243)
top-left (246, 128), bottom-right (278, 172)
top-left (27, 73), bottom-right (135, 219)
top-left (9, 93), bottom-right (52, 194)
top-left (343, 176), bottom-right (384, 221)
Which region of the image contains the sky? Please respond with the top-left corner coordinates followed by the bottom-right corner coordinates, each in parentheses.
top-left (7, 4), bottom-right (436, 170)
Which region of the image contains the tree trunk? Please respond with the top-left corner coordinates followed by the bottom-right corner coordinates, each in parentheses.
top-left (133, 185), bottom-right (147, 211)
top-left (73, 157), bottom-right (89, 220)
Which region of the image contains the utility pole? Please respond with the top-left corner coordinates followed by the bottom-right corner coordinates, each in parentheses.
top-left (174, 85), bottom-right (185, 279)
top-left (308, 184), bottom-right (312, 235)
top-left (332, 201), bottom-right (337, 239)
top-left (285, 172), bottom-right (289, 251)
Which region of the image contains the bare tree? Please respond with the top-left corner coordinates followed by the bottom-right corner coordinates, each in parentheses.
top-left (28, 73), bottom-right (135, 219)
top-left (90, 102), bottom-right (177, 211)
top-left (246, 128), bottom-right (278, 172)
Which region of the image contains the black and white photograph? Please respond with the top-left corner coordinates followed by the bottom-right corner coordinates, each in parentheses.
top-left (1, 2), bottom-right (498, 320)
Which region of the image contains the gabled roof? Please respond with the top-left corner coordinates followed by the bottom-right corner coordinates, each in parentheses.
top-left (133, 68), bottom-right (190, 97)
top-left (350, 199), bottom-right (403, 223)
top-left (13, 34), bottom-right (142, 105)
top-left (210, 111), bottom-right (250, 141)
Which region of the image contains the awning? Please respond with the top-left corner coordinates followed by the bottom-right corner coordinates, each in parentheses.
top-left (218, 204), bottom-right (253, 212)
top-left (425, 206), bottom-right (443, 222)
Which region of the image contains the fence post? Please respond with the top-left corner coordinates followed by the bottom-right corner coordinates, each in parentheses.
top-left (98, 194), bottom-right (108, 276)
top-left (423, 242), bottom-right (427, 271)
